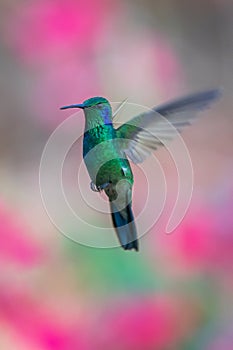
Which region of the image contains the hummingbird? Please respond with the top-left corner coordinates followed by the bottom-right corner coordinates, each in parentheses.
top-left (60, 89), bottom-right (221, 251)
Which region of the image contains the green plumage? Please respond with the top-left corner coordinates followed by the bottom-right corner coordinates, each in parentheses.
top-left (81, 99), bottom-right (138, 251)
top-left (83, 122), bottom-right (133, 193)
top-left (60, 89), bottom-right (221, 251)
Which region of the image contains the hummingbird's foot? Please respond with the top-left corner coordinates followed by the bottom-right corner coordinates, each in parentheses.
top-left (90, 181), bottom-right (110, 192)
top-left (90, 181), bottom-right (100, 192)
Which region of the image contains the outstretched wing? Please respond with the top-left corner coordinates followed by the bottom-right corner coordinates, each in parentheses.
top-left (116, 89), bottom-right (222, 163)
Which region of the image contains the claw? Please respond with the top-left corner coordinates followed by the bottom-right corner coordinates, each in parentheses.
top-left (90, 181), bottom-right (100, 192)
top-left (90, 181), bottom-right (110, 192)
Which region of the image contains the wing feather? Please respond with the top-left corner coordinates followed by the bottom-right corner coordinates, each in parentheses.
top-left (116, 89), bottom-right (222, 163)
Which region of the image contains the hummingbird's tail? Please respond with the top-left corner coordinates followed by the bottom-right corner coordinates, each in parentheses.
top-left (110, 201), bottom-right (138, 251)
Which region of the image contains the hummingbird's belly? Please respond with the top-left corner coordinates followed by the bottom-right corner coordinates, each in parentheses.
top-left (96, 158), bottom-right (132, 186)
top-left (83, 143), bottom-right (133, 187)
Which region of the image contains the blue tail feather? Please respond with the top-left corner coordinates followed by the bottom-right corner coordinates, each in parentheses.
top-left (110, 202), bottom-right (138, 251)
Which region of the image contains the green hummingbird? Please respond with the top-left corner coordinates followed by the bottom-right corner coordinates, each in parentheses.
top-left (60, 89), bottom-right (221, 251)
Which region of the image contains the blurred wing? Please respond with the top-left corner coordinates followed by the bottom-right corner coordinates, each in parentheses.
top-left (116, 89), bottom-right (222, 163)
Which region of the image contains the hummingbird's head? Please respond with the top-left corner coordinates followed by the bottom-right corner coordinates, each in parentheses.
top-left (60, 96), bottom-right (110, 111)
top-left (60, 96), bottom-right (112, 125)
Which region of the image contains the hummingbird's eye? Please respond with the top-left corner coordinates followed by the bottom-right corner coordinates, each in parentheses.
top-left (95, 102), bottom-right (104, 108)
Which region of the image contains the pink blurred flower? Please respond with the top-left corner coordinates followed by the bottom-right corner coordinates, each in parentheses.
top-left (1, 0), bottom-right (119, 126)
top-left (94, 297), bottom-right (192, 350)
top-left (3, 0), bottom-right (116, 63)
top-left (156, 196), bottom-right (233, 273)
top-left (0, 201), bottom-right (45, 266)
top-left (177, 197), bottom-right (233, 271)
top-left (0, 288), bottom-right (88, 350)
top-left (176, 210), bottom-right (218, 266)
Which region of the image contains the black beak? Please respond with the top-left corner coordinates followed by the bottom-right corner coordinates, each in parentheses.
top-left (60, 103), bottom-right (85, 110)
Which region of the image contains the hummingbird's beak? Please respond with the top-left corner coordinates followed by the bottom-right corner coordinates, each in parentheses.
top-left (60, 103), bottom-right (85, 110)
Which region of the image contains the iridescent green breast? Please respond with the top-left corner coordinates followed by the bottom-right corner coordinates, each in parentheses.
top-left (83, 124), bottom-right (113, 158)
top-left (83, 124), bottom-right (133, 187)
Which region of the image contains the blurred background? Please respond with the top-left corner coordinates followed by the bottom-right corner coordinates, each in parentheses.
top-left (0, 0), bottom-right (233, 349)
